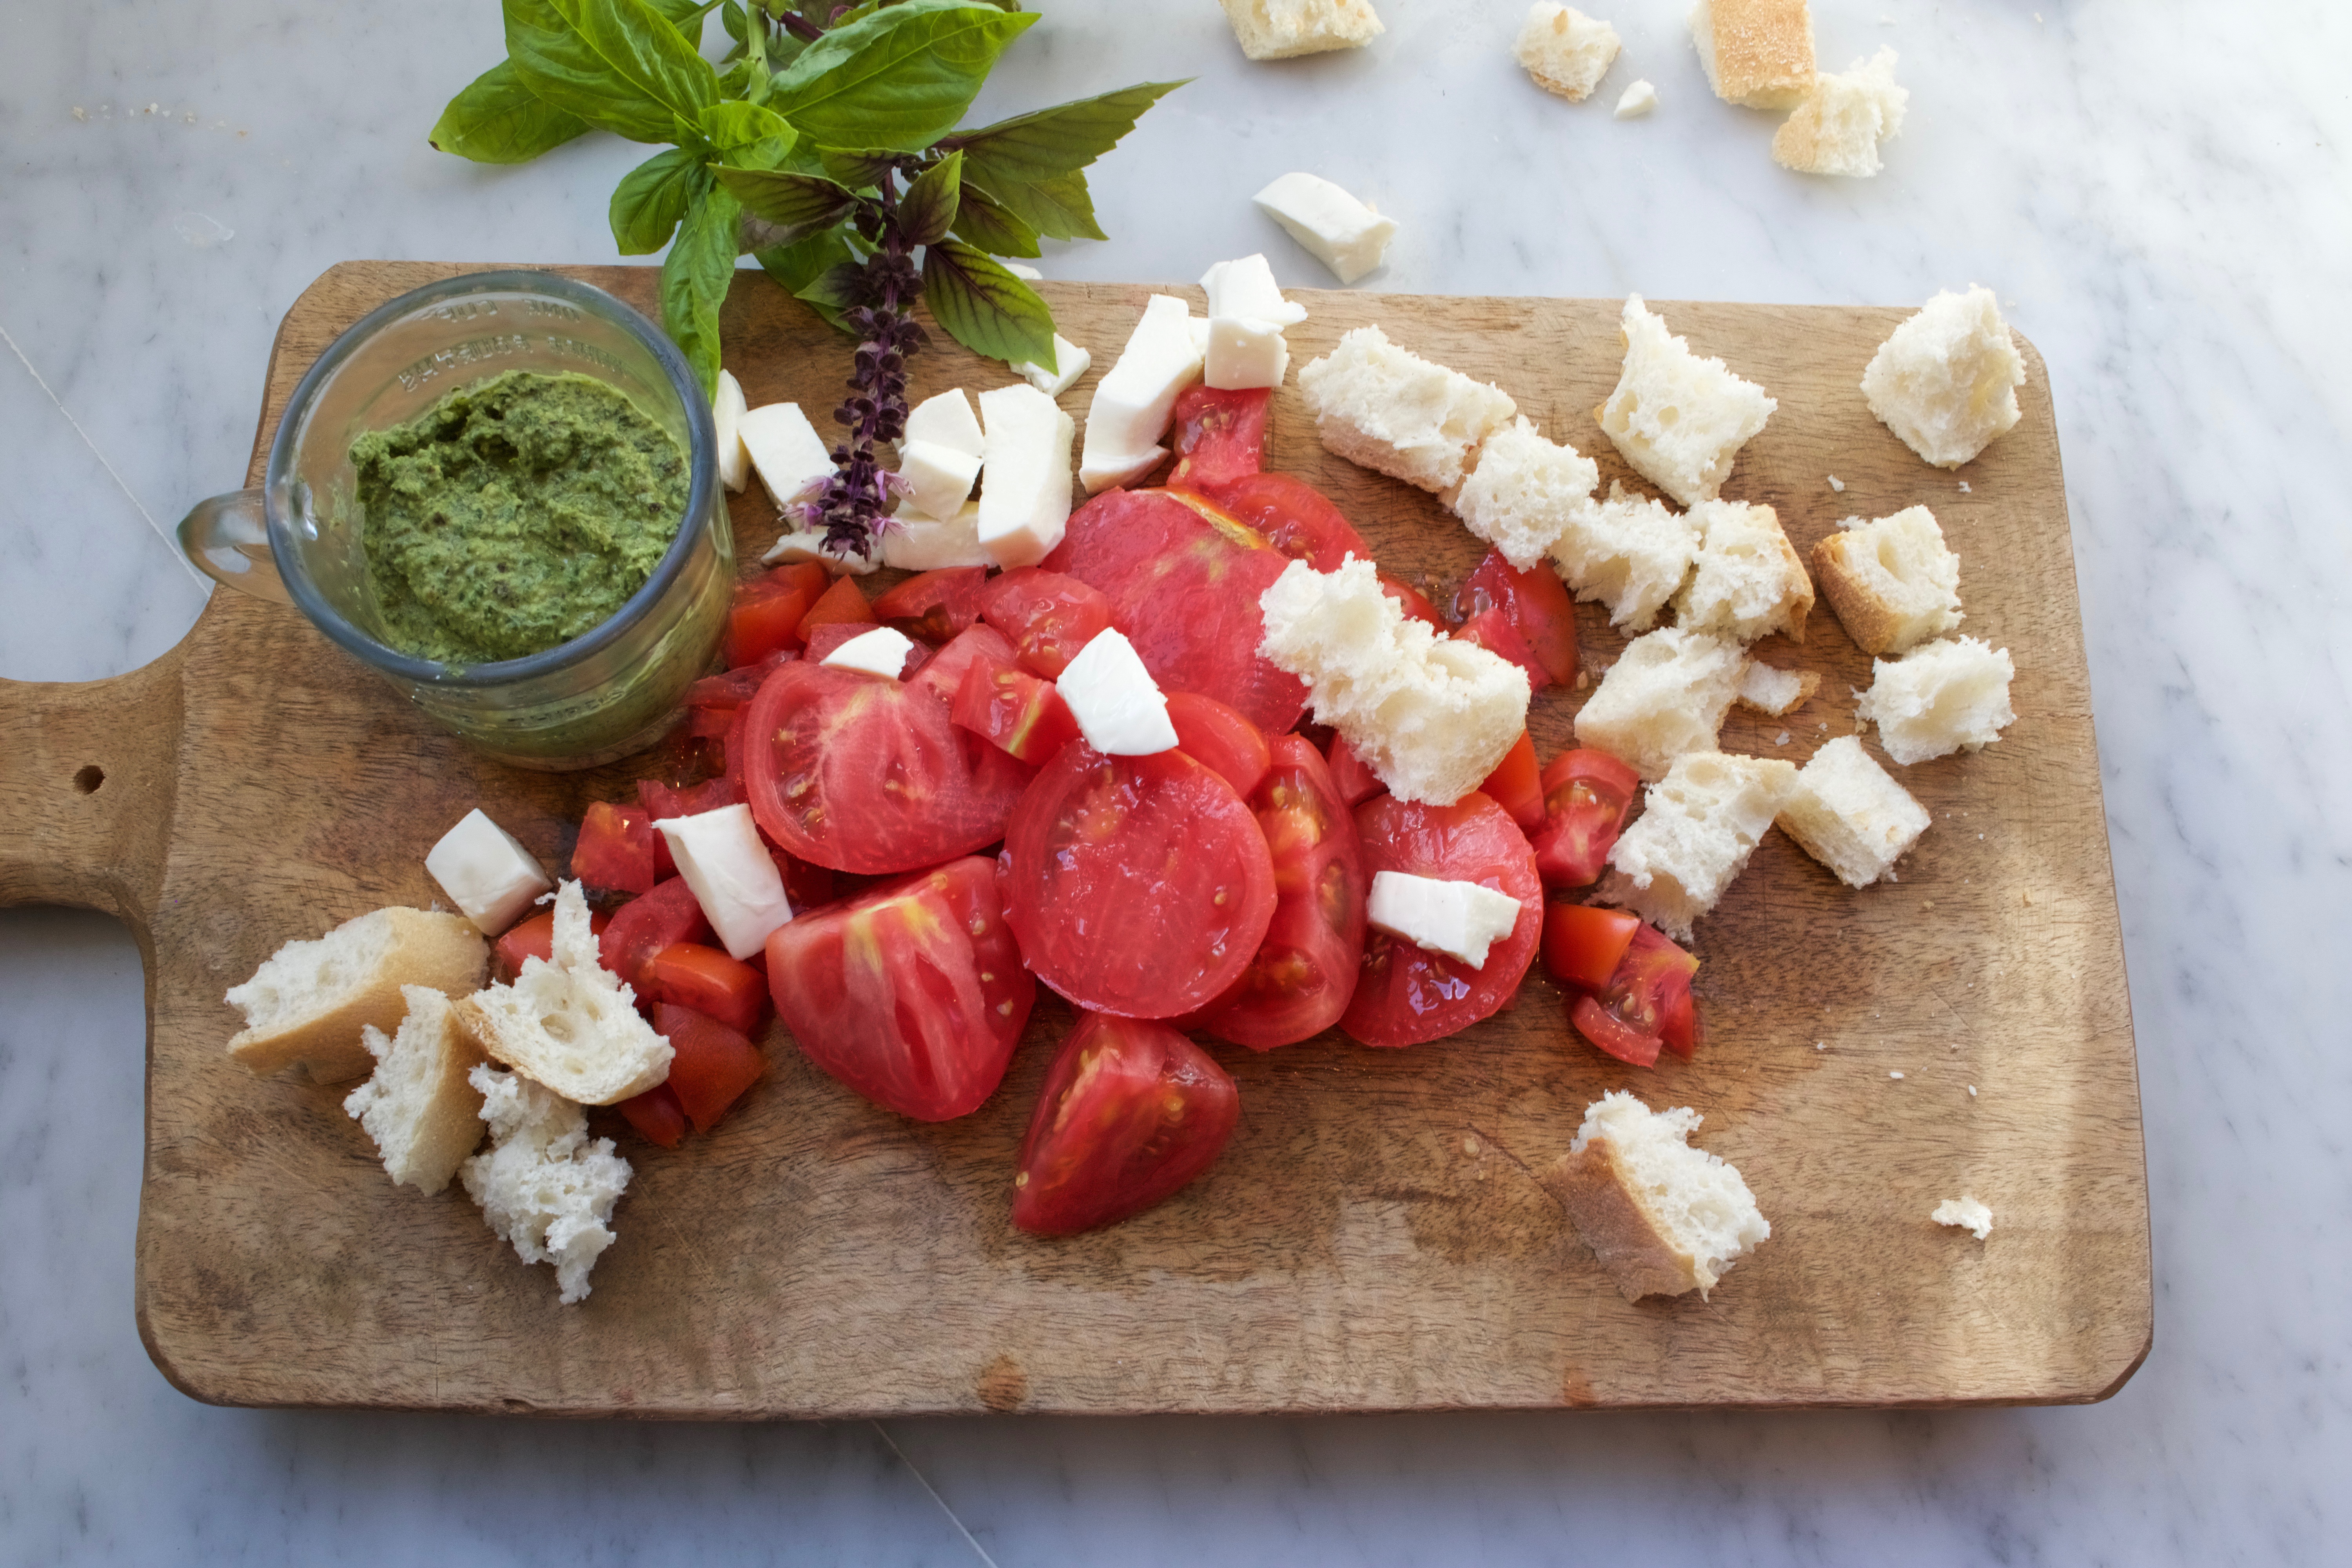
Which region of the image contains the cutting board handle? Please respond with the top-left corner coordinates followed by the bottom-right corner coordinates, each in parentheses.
top-left (0, 652), bottom-right (184, 928)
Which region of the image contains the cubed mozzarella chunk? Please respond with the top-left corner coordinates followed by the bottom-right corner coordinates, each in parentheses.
top-left (1200, 254), bottom-right (1309, 327)
top-left (738, 402), bottom-right (835, 514)
top-left (425, 808), bottom-right (554, 936)
top-left (880, 501), bottom-right (992, 570)
top-left (652, 804), bottom-right (793, 962)
top-left (1015, 335), bottom-right (1093, 399)
top-left (903, 389), bottom-right (985, 459)
top-left (1206, 315), bottom-right (1291, 391)
top-left (759, 529), bottom-right (880, 575)
top-left (1365, 870), bottom-right (1523, 968)
top-left (895, 438), bottom-right (981, 523)
top-left (819, 625), bottom-right (916, 679)
top-left (977, 384), bottom-right (1077, 567)
top-left (1002, 261), bottom-right (1044, 280)
top-left (1079, 295), bottom-right (1205, 493)
top-left (1056, 629), bottom-right (1178, 755)
top-left (1078, 446), bottom-right (1166, 495)
top-left (713, 369), bottom-right (750, 493)
top-left (1253, 172), bottom-right (1397, 285)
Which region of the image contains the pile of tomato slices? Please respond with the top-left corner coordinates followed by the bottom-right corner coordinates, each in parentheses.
top-left (546, 390), bottom-right (1702, 1235)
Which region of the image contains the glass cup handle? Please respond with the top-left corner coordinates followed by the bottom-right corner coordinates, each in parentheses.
top-left (176, 488), bottom-right (290, 604)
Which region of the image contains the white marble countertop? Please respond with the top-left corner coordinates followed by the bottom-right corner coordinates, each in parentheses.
top-left (6, 0), bottom-right (2348, 1560)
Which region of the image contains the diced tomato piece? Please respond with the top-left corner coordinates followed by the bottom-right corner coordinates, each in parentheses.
top-left (617, 1082), bottom-right (689, 1147)
top-left (978, 568), bottom-right (1112, 679)
top-left (794, 573), bottom-right (871, 643)
top-left (1659, 981), bottom-right (1702, 1060)
top-left (686, 704), bottom-right (735, 739)
top-left (800, 620), bottom-right (927, 675)
top-left (1456, 550), bottom-right (1579, 686)
top-left (1568, 923), bottom-right (1700, 1067)
top-left (572, 800), bottom-right (659, 895)
top-left (1454, 605), bottom-right (1547, 690)
top-left (951, 652), bottom-right (1083, 764)
top-left (1571, 992), bottom-right (1662, 1067)
top-left (1531, 748), bottom-right (1642, 889)
top-left (1165, 384), bottom-right (1272, 494)
top-left (651, 1002), bottom-right (768, 1132)
top-left (599, 878), bottom-right (713, 989)
top-left (641, 776), bottom-right (744, 821)
top-left (1542, 903), bottom-right (1641, 990)
top-left (1323, 732), bottom-right (1386, 807)
top-left (492, 907), bottom-right (609, 982)
top-left (642, 941), bottom-right (768, 1035)
top-left (871, 566), bottom-right (990, 645)
top-left (1478, 731), bottom-right (1544, 833)
top-left (1203, 472), bottom-right (1371, 573)
top-left (1165, 691), bottom-right (1271, 799)
top-left (722, 563), bottom-right (828, 668)
top-left (1380, 573), bottom-right (1446, 631)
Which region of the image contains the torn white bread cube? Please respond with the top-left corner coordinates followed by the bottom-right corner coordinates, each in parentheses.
top-left (222, 907), bottom-right (488, 1083)
top-left (1218, 0), bottom-right (1385, 61)
top-left (426, 808), bottom-right (554, 936)
top-left (1298, 325), bottom-right (1517, 494)
top-left (1015, 335), bottom-right (1093, 398)
top-left (1571, 626), bottom-right (1746, 780)
top-left (1615, 78), bottom-right (1658, 118)
top-left (880, 501), bottom-right (992, 571)
top-left (454, 880), bottom-right (673, 1106)
top-left (1056, 629), bottom-right (1178, 755)
top-left (1448, 417), bottom-right (1600, 570)
top-left (343, 984), bottom-right (489, 1196)
top-left (1545, 1091), bottom-right (1770, 1301)
top-left (903, 388), bottom-right (986, 457)
top-left (1596, 296), bottom-right (1777, 508)
top-left (760, 527), bottom-right (880, 575)
top-left (1673, 499), bottom-right (1814, 644)
top-left (1598, 751), bottom-right (1798, 941)
top-left (1776, 734), bottom-right (1928, 887)
top-left (1932, 1195), bottom-right (1994, 1241)
top-left (1548, 479), bottom-right (1700, 632)
top-left (461, 1063), bottom-right (632, 1305)
top-left (1513, 4), bottom-right (1621, 102)
top-left (1855, 635), bottom-right (2016, 765)
top-left (1861, 287), bottom-right (2027, 469)
top-left (978, 383), bottom-right (1077, 567)
top-left (819, 625), bottom-right (917, 680)
top-left (894, 439), bottom-right (981, 524)
top-left (713, 369), bottom-right (750, 493)
top-left (1079, 295), bottom-right (1204, 494)
top-left (1690, 0), bottom-right (1816, 110)
top-left (1735, 660), bottom-right (1819, 716)
top-left (1365, 870), bottom-right (1524, 968)
top-left (739, 401), bottom-right (836, 513)
top-left (1254, 172), bottom-right (1398, 285)
top-left (1772, 49), bottom-right (1907, 178)
top-left (653, 804), bottom-right (795, 962)
top-left (1811, 505), bottom-right (1963, 654)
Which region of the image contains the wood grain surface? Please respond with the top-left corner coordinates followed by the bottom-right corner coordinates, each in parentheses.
top-left (0, 261), bottom-right (2149, 1416)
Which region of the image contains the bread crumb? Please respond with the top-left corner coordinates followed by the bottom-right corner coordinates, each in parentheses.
top-left (1967, 1084), bottom-right (1977, 1096)
top-left (1773, 730), bottom-right (1790, 746)
top-left (1464, 1134), bottom-right (1482, 1156)
top-left (1932, 1194), bottom-right (1993, 1240)
top-left (1889, 1070), bottom-right (1904, 1079)
top-left (1827, 474), bottom-right (1845, 491)
top-left (72, 105), bottom-right (87, 121)
top-left (1815, 1041), bottom-right (1827, 1050)
top-left (1615, 79), bottom-right (1658, 119)
top-left (1958, 480), bottom-right (1972, 493)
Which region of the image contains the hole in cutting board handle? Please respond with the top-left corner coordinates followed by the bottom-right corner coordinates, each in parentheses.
top-left (73, 765), bottom-right (104, 794)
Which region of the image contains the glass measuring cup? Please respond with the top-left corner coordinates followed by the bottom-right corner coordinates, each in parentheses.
top-left (178, 270), bottom-right (734, 770)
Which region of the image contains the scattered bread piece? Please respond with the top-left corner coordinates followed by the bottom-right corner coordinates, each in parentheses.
top-left (1599, 751), bottom-right (1796, 939)
top-left (224, 907), bottom-right (488, 1083)
top-left (1812, 505), bottom-right (1963, 654)
top-left (1298, 325), bottom-right (1518, 494)
top-left (1513, 4), bottom-right (1621, 102)
top-left (1777, 735), bottom-right (1929, 887)
top-left (1855, 635), bottom-right (2016, 766)
top-left (1448, 417), bottom-right (1600, 570)
top-left (1596, 296), bottom-right (1777, 508)
top-left (1572, 626), bottom-right (1747, 781)
top-left (455, 880), bottom-right (674, 1106)
top-left (1615, 79), bottom-right (1658, 118)
top-left (1690, 0), bottom-right (1816, 111)
top-left (343, 985), bottom-right (490, 1194)
top-left (1932, 1194), bottom-right (1994, 1241)
top-left (1548, 479), bottom-right (1700, 632)
top-left (461, 1064), bottom-right (633, 1305)
top-left (1861, 286), bottom-right (2027, 468)
top-left (1674, 499), bottom-right (1813, 643)
top-left (1771, 47), bottom-right (1907, 177)
top-left (1219, 0), bottom-right (1384, 60)
top-left (1545, 1091), bottom-right (1771, 1300)
top-left (1736, 660), bottom-right (1818, 715)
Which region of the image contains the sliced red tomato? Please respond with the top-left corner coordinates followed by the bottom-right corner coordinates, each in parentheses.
top-left (1567, 924), bottom-right (1699, 1067)
top-left (1323, 732), bottom-right (1386, 807)
top-left (642, 941), bottom-right (768, 1036)
top-left (1198, 471), bottom-right (1370, 573)
top-left (794, 573), bottom-right (871, 643)
top-left (1381, 572), bottom-right (1447, 632)
top-left (1011, 1011), bottom-right (1241, 1236)
top-left (723, 563), bottom-right (828, 668)
top-left (1454, 605), bottom-right (1547, 690)
top-left (1165, 384), bottom-right (1272, 494)
top-left (766, 856), bottom-right (1034, 1121)
top-left (651, 1002), bottom-right (768, 1132)
top-left (769, 843), bottom-right (835, 913)
top-left (1165, 691), bottom-right (1271, 800)
top-left (743, 623), bottom-right (1036, 874)
top-left (493, 907), bottom-right (610, 982)
top-left (1571, 992), bottom-right (1662, 1067)
top-left (1659, 979), bottom-right (1702, 1060)
top-left (977, 568), bottom-right (1111, 679)
top-left (1456, 549), bottom-right (1579, 686)
top-left (617, 1082), bottom-right (688, 1147)
top-left (951, 652), bottom-right (1082, 764)
top-left (1042, 489), bottom-right (1308, 734)
top-left (1002, 744), bottom-right (1278, 1019)
top-left (871, 566), bottom-right (989, 645)
top-left (599, 877), bottom-right (713, 989)
top-left (1186, 735), bottom-right (1367, 1049)
top-left (686, 650), bottom-right (791, 716)
top-left (1542, 903), bottom-right (1640, 990)
top-left (572, 800), bottom-right (659, 895)
top-left (1341, 791), bottom-right (1541, 1049)
top-left (1478, 731), bottom-right (1544, 833)
top-left (1531, 748), bottom-right (1642, 889)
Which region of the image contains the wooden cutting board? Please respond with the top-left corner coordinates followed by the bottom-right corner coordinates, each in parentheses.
top-left (0, 261), bottom-right (2148, 1415)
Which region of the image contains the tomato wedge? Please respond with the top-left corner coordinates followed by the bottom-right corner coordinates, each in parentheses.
top-left (573, 800), bottom-right (659, 895)
top-left (1341, 792), bottom-right (1542, 1048)
top-left (1567, 923), bottom-right (1700, 1067)
top-left (951, 652), bottom-right (1083, 764)
top-left (1011, 1012), bottom-right (1241, 1236)
top-left (494, 907), bottom-right (609, 982)
top-left (598, 878), bottom-right (712, 989)
top-left (1531, 748), bottom-right (1642, 889)
top-left (642, 941), bottom-right (768, 1035)
top-left (1478, 731), bottom-right (1544, 833)
top-left (1456, 549), bottom-right (1579, 686)
top-left (1186, 735), bottom-right (1368, 1049)
top-left (1541, 903), bottom-right (1640, 990)
top-left (1165, 691), bottom-right (1271, 800)
top-left (978, 568), bottom-right (1111, 679)
top-left (766, 857), bottom-right (1034, 1121)
top-left (1165, 384), bottom-right (1272, 494)
top-left (872, 566), bottom-right (989, 645)
top-left (1042, 488), bottom-right (1308, 734)
top-left (1571, 992), bottom-right (1661, 1067)
top-left (743, 623), bottom-right (1035, 875)
top-left (1003, 744), bottom-right (1277, 1019)
top-left (1199, 471), bottom-right (1370, 573)
top-left (723, 563), bottom-right (828, 668)
top-left (618, 1082), bottom-right (688, 1147)
top-left (1323, 732), bottom-right (1386, 808)
top-left (651, 1002), bottom-right (768, 1132)
top-left (1381, 572), bottom-right (1447, 631)
top-left (1454, 605), bottom-right (1547, 690)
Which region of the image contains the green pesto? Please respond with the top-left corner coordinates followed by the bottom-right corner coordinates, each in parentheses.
top-left (353, 370), bottom-right (690, 665)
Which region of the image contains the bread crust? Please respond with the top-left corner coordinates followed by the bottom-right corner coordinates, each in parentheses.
top-left (1544, 1137), bottom-right (1702, 1300)
top-left (407, 1000), bottom-right (493, 1190)
top-left (1695, 0), bottom-right (1816, 110)
top-left (226, 909), bottom-right (488, 1083)
top-left (1811, 530), bottom-right (1904, 653)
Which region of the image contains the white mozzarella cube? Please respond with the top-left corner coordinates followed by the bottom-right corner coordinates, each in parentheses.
top-left (1078, 446), bottom-right (1167, 495)
top-left (425, 808), bottom-right (554, 936)
top-left (977, 383), bottom-right (1077, 567)
top-left (880, 501), bottom-right (993, 570)
top-left (819, 625), bottom-right (916, 679)
top-left (902, 388), bottom-right (985, 459)
top-left (1200, 254), bottom-right (1309, 327)
top-left (1056, 629), bottom-right (1178, 756)
top-left (1002, 261), bottom-right (1044, 280)
top-left (1253, 172), bottom-right (1398, 285)
top-left (1206, 314), bottom-right (1291, 391)
top-left (1079, 295), bottom-right (1205, 493)
top-left (1365, 870), bottom-right (1523, 969)
top-left (652, 804), bottom-right (793, 962)
top-left (737, 402), bottom-right (836, 515)
top-left (895, 438), bottom-right (981, 523)
top-left (759, 528), bottom-right (880, 575)
top-left (1015, 335), bottom-right (1093, 399)
top-left (713, 369), bottom-right (750, 493)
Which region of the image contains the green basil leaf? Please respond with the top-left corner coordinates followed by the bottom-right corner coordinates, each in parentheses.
top-left (946, 80), bottom-right (1185, 188)
top-left (719, 0), bottom-right (746, 45)
top-left (662, 185), bottom-right (742, 397)
top-left (921, 238), bottom-right (1055, 367)
top-left (756, 228), bottom-right (857, 296)
top-left (798, 261), bottom-right (872, 325)
top-left (701, 100), bottom-right (795, 156)
top-left (505, 0), bottom-right (716, 145)
top-left (610, 147), bottom-right (704, 254)
top-left (946, 181), bottom-right (1040, 258)
top-left (712, 166), bottom-right (859, 245)
top-left (897, 150), bottom-right (962, 249)
top-left (818, 147), bottom-right (902, 192)
top-left (428, 59), bottom-right (592, 164)
top-left (769, 0), bottom-right (1036, 153)
top-left (982, 169), bottom-right (1104, 243)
